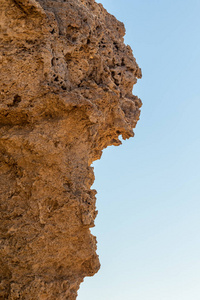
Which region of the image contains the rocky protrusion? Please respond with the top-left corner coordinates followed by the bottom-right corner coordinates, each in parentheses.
top-left (0, 0), bottom-right (142, 298)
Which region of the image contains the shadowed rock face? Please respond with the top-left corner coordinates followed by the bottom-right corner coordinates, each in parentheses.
top-left (0, 0), bottom-right (142, 298)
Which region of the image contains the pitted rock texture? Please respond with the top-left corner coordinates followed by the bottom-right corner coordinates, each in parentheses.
top-left (0, 0), bottom-right (142, 299)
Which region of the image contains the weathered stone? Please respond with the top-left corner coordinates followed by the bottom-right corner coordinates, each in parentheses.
top-left (0, 0), bottom-right (142, 298)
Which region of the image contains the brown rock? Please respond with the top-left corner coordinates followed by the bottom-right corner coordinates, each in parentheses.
top-left (0, 0), bottom-right (142, 298)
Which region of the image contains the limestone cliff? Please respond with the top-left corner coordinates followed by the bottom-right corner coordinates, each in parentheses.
top-left (0, 0), bottom-right (142, 299)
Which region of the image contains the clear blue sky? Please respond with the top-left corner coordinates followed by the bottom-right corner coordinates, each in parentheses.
top-left (78, 1), bottom-right (200, 299)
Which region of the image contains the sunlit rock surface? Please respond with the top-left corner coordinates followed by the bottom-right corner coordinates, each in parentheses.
top-left (0, 0), bottom-right (142, 298)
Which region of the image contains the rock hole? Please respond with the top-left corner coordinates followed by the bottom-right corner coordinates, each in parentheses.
top-left (54, 141), bottom-right (59, 148)
top-left (13, 94), bottom-right (21, 106)
top-left (121, 58), bottom-right (125, 66)
top-left (7, 95), bottom-right (21, 107)
top-left (113, 42), bottom-right (119, 50)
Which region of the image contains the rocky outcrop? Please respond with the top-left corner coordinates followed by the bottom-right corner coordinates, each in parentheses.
top-left (0, 0), bottom-right (142, 299)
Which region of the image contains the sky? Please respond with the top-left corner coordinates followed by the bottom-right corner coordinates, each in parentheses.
top-left (78, 1), bottom-right (200, 299)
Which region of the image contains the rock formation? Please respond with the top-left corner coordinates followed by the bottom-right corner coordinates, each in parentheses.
top-left (0, 0), bottom-right (142, 299)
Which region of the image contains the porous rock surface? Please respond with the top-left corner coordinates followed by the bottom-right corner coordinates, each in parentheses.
top-left (0, 0), bottom-right (142, 299)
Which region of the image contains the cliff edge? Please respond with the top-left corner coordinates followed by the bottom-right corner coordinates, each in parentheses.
top-left (0, 0), bottom-right (142, 299)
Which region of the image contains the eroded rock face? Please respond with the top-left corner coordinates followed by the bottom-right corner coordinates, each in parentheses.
top-left (0, 0), bottom-right (142, 299)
